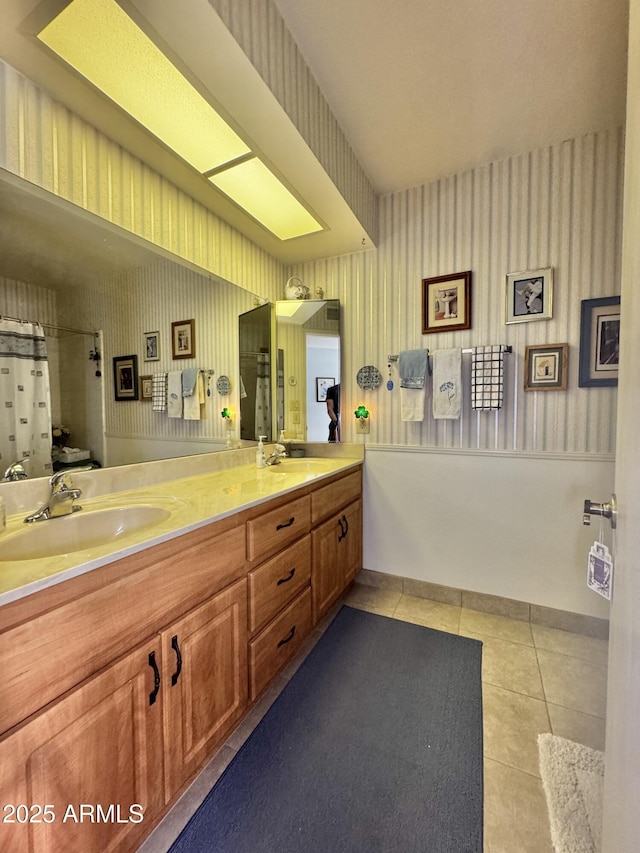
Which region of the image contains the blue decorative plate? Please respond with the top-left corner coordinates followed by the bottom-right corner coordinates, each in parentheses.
top-left (216, 375), bottom-right (231, 395)
top-left (356, 365), bottom-right (382, 391)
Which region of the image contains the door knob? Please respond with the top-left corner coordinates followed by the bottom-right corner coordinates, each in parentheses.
top-left (583, 494), bottom-right (617, 529)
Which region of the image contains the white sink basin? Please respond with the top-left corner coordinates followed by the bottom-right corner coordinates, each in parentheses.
top-left (1, 504), bottom-right (172, 561)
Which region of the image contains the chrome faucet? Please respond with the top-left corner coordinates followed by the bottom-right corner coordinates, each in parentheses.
top-left (2, 462), bottom-right (28, 482)
top-left (265, 444), bottom-right (288, 466)
top-left (24, 467), bottom-right (94, 523)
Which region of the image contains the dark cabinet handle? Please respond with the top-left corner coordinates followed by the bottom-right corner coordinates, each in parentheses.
top-left (148, 651), bottom-right (160, 706)
top-left (171, 635), bottom-right (182, 686)
top-left (342, 514), bottom-right (349, 537)
top-left (276, 516), bottom-right (295, 531)
top-left (277, 567), bottom-right (296, 586)
top-left (337, 517), bottom-right (346, 542)
top-left (277, 625), bottom-right (296, 648)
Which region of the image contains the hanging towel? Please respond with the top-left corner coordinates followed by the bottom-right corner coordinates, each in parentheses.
top-left (152, 372), bottom-right (167, 412)
top-left (471, 345), bottom-right (506, 410)
top-left (399, 349), bottom-right (429, 389)
top-left (399, 349), bottom-right (429, 422)
top-left (167, 371), bottom-right (183, 418)
top-left (432, 349), bottom-right (462, 419)
top-left (181, 368), bottom-right (198, 397)
top-left (184, 370), bottom-right (205, 420)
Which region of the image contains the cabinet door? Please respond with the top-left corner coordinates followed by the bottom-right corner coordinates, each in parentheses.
top-left (340, 499), bottom-right (363, 586)
top-left (162, 579), bottom-right (248, 800)
top-left (0, 640), bottom-right (164, 853)
top-left (311, 514), bottom-right (342, 623)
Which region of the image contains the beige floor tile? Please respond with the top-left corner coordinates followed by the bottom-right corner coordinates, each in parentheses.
top-left (460, 608), bottom-right (534, 646)
top-left (343, 583), bottom-right (402, 615)
top-left (483, 684), bottom-right (550, 776)
top-left (392, 593), bottom-right (460, 633)
top-left (467, 631), bottom-right (544, 699)
top-left (536, 648), bottom-right (608, 718)
top-left (484, 759), bottom-right (554, 853)
top-left (546, 703), bottom-right (606, 751)
top-left (532, 624), bottom-right (609, 667)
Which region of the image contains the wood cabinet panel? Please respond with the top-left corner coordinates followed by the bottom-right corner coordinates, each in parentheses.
top-left (161, 579), bottom-right (248, 800)
top-left (0, 638), bottom-right (163, 853)
top-left (311, 469), bottom-right (361, 526)
top-left (340, 499), bottom-right (363, 585)
top-left (246, 494), bottom-right (310, 562)
top-left (311, 515), bottom-right (343, 623)
top-left (0, 525), bottom-right (246, 735)
top-left (247, 536), bottom-right (311, 635)
top-left (248, 587), bottom-right (312, 701)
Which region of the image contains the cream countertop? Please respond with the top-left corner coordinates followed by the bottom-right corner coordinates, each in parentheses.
top-left (0, 455), bottom-right (362, 607)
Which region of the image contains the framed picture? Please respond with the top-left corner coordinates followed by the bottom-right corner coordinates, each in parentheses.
top-left (171, 319), bottom-right (195, 359)
top-left (422, 271), bottom-right (472, 334)
top-left (579, 296), bottom-right (621, 387)
top-left (524, 343), bottom-right (568, 391)
top-left (139, 374), bottom-right (153, 401)
top-left (505, 267), bottom-right (553, 323)
top-left (316, 377), bottom-right (335, 402)
top-left (113, 355), bottom-right (139, 401)
top-left (144, 331), bottom-right (160, 361)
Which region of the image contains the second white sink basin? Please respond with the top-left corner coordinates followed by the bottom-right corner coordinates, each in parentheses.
top-left (2, 504), bottom-right (172, 561)
top-left (267, 459), bottom-right (337, 474)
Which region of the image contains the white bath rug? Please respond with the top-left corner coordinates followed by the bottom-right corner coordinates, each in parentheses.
top-left (538, 733), bottom-right (604, 852)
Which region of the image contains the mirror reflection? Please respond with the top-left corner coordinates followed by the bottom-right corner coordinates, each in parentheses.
top-left (274, 300), bottom-right (341, 442)
top-left (0, 171), bottom-right (260, 481)
top-left (238, 303), bottom-right (273, 443)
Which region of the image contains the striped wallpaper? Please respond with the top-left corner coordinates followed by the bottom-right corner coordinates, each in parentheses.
top-left (288, 128), bottom-right (623, 457)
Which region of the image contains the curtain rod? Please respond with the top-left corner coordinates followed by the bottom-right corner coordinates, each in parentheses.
top-left (1, 315), bottom-right (98, 337)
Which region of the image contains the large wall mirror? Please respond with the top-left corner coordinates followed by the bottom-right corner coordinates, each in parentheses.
top-left (274, 299), bottom-right (341, 442)
top-left (0, 169), bottom-right (261, 481)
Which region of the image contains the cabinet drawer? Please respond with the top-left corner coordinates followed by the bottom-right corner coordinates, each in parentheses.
top-left (248, 536), bottom-right (311, 635)
top-left (311, 469), bottom-right (361, 525)
top-left (247, 494), bottom-right (311, 562)
top-left (249, 587), bottom-right (312, 701)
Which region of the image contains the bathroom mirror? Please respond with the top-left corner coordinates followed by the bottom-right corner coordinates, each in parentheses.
top-left (238, 303), bottom-right (274, 443)
top-left (275, 299), bottom-right (341, 441)
top-left (0, 170), bottom-right (261, 478)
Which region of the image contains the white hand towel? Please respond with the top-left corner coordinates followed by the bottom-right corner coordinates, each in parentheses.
top-left (167, 371), bottom-right (183, 418)
top-left (401, 387), bottom-right (426, 421)
top-left (432, 348), bottom-right (462, 419)
top-left (183, 370), bottom-right (205, 420)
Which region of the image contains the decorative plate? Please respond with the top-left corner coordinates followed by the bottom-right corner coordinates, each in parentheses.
top-left (356, 365), bottom-right (383, 391)
top-left (216, 375), bottom-right (231, 395)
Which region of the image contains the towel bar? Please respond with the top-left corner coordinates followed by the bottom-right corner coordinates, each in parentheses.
top-left (388, 346), bottom-right (512, 362)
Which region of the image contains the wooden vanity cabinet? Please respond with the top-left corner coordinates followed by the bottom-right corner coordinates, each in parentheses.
top-left (0, 636), bottom-right (165, 853)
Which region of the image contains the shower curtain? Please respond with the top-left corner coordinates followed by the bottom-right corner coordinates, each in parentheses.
top-left (0, 319), bottom-right (52, 478)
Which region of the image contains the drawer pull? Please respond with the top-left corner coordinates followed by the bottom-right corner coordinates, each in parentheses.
top-left (276, 516), bottom-right (295, 531)
top-left (277, 625), bottom-right (296, 648)
top-left (276, 567), bottom-right (296, 586)
top-left (148, 652), bottom-right (160, 706)
top-left (337, 517), bottom-right (346, 542)
top-left (171, 635), bottom-right (182, 687)
top-left (342, 514), bottom-right (349, 537)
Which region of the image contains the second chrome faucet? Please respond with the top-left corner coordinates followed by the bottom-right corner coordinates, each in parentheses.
top-left (24, 467), bottom-right (94, 523)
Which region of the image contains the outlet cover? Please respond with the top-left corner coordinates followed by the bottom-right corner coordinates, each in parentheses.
top-left (357, 417), bottom-right (370, 434)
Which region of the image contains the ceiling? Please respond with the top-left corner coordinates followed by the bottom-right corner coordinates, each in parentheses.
top-left (273, 0), bottom-right (630, 193)
top-left (0, 0), bottom-right (631, 281)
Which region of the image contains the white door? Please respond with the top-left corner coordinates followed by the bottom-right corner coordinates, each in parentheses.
top-left (601, 1), bottom-right (640, 848)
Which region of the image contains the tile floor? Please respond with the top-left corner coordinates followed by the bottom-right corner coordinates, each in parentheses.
top-left (137, 583), bottom-right (609, 853)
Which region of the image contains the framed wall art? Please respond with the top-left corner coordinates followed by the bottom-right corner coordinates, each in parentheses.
top-left (316, 377), bottom-right (335, 402)
top-left (422, 271), bottom-right (472, 334)
top-left (579, 296), bottom-right (620, 387)
top-left (171, 319), bottom-right (195, 359)
top-left (144, 331), bottom-right (160, 361)
top-left (505, 268), bottom-right (553, 323)
top-left (524, 343), bottom-right (568, 392)
top-left (113, 355), bottom-right (139, 401)
top-left (139, 375), bottom-right (153, 401)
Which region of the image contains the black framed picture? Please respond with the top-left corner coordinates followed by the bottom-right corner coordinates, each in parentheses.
top-left (579, 296), bottom-right (621, 387)
top-left (113, 354), bottom-right (139, 401)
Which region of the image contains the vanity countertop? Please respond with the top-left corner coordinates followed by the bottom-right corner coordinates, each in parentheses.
top-left (0, 456), bottom-right (363, 607)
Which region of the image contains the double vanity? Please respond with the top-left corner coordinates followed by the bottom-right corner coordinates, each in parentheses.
top-left (0, 447), bottom-right (363, 853)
